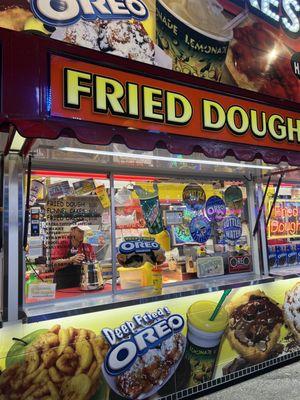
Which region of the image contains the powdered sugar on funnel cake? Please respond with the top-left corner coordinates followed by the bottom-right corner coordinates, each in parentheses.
top-left (52, 19), bottom-right (155, 65)
top-left (165, 0), bottom-right (232, 38)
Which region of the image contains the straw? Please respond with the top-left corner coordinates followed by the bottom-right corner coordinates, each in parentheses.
top-left (209, 289), bottom-right (232, 321)
top-left (221, 10), bottom-right (249, 33)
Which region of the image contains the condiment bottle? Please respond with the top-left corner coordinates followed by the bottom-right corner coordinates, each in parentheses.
top-left (152, 264), bottom-right (163, 294)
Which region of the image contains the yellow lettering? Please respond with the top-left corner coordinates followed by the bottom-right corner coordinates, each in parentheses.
top-left (64, 69), bottom-right (92, 109)
top-left (94, 76), bottom-right (125, 114)
top-left (287, 117), bottom-right (300, 143)
top-left (126, 83), bottom-right (139, 117)
top-left (202, 100), bottom-right (226, 130)
top-left (143, 86), bottom-right (164, 121)
top-left (166, 92), bottom-right (192, 125)
top-left (250, 109), bottom-right (267, 138)
top-left (268, 114), bottom-right (287, 140)
top-left (227, 106), bottom-right (249, 135)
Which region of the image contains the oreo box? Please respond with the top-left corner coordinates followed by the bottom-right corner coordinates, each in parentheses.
top-left (297, 245), bottom-right (300, 264)
top-left (268, 246), bottom-right (277, 269)
top-left (287, 245), bottom-right (297, 266)
top-left (276, 245), bottom-right (288, 268)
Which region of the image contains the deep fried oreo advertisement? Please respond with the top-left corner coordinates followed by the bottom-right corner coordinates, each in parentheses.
top-left (0, 279), bottom-right (300, 399)
top-left (0, 1), bottom-right (299, 103)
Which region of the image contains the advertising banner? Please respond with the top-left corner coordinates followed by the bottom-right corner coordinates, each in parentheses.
top-left (0, 1), bottom-right (299, 103)
top-left (50, 55), bottom-right (300, 153)
top-left (0, 278), bottom-right (300, 399)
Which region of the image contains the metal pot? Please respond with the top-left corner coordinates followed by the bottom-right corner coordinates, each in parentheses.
top-left (80, 261), bottom-right (104, 291)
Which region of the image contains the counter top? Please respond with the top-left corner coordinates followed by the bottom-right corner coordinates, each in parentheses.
top-left (23, 272), bottom-right (275, 323)
top-left (270, 266), bottom-right (300, 279)
top-left (25, 284), bottom-right (112, 303)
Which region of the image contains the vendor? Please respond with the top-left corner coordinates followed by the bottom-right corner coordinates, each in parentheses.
top-left (51, 223), bottom-right (95, 289)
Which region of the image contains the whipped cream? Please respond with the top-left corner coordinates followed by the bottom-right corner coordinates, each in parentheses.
top-left (165, 0), bottom-right (231, 37)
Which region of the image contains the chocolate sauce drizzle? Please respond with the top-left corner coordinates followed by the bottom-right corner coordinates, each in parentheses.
top-left (230, 295), bottom-right (283, 351)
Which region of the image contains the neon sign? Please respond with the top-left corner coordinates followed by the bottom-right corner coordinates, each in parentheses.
top-left (268, 200), bottom-right (300, 238)
top-left (229, 0), bottom-right (300, 37)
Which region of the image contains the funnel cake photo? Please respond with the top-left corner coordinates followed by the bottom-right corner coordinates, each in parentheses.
top-left (283, 282), bottom-right (300, 343)
top-left (53, 19), bottom-right (156, 65)
top-left (226, 20), bottom-right (300, 103)
top-left (226, 290), bottom-right (283, 363)
top-left (0, 6), bottom-right (32, 31)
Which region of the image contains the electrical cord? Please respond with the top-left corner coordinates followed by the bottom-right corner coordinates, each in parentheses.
top-left (25, 256), bottom-right (46, 282)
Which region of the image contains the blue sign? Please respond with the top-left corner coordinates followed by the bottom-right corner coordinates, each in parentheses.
top-left (119, 238), bottom-right (160, 254)
top-left (189, 216), bottom-right (211, 243)
top-left (223, 215), bottom-right (242, 242)
top-left (183, 184), bottom-right (206, 211)
top-left (206, 196), bottom-right (226, 222)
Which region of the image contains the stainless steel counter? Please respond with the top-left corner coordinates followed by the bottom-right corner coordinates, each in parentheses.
top-left (23, 272), bottom-right (275, 323)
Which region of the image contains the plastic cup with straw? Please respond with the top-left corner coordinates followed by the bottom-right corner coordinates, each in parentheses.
top-left (210, 289), bottom-right (232, 321)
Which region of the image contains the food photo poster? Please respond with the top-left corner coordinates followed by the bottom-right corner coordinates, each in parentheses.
top-left (0, 0), bottom-right (299, 102)
top-left (0, 278), bottom-right (300, 399)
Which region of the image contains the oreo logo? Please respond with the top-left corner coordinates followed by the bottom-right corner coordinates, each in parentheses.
top-left (104, 315), bottom-right (184, 376)
top-left (119, 239), bottom-right (160, 254)
top-left (30, 0), bottom-right (149, 26)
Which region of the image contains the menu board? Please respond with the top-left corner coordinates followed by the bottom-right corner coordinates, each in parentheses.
top-left (1, 278), bottom-right (300, 400)
top-left (45, 195), bottom-right (103, 258)
top-left (0, 1), bottom-right (299, 103)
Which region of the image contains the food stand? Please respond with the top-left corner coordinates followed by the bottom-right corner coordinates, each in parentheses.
top-left (0, 1), bottom-right (299, 399)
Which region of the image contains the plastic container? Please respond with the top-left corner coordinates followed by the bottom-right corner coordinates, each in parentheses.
top-left (152, 265), bottom-right (163, 294)
top-left (118, 263), bottom-right (153, 289)
top-left (25, 272), bottom-right (37, 297)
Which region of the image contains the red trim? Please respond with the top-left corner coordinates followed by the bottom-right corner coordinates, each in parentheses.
top-left (32, 170), bottom-right (155, 181)
top-left (32, 170), bottom-right (108, 179)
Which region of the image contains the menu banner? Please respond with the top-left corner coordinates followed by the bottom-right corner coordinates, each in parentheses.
top-left (0, 0), bottom-right (299, 103)
top-left (51, 55), bottom-right (300, 152)
top-left (0, 278), bottom-right (300, 399)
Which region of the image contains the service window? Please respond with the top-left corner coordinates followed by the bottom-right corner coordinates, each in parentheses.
top-left (114, 176), bottom-right (253, 291)
top-left (266, 180), bottom-right (300, 273)
top-left (25, 173), bottom-right (112, 304)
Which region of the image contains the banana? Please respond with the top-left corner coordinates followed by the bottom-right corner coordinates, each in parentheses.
top-left (75, 339), bottom-right (93, 371)
top-left (56, 353), bottom-right (78, 375)
top-left (25, 349), bottom-right (40, 374)
top-left (60, 374), bottom-right (92, 400)
top-left (49, 367), bottom-right (63, 383)
top-left (41, 349), bottom-right (58, 368)
top-left (47, 381), bottom-right (60, 400)
top-left (57, 329), bottom-right (70, 356)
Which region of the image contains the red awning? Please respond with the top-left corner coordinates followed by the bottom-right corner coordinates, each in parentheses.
top-left (2, 118), bottom-right (300, 166)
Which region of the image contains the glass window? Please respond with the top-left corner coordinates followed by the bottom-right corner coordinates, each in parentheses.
top-left (115, 176), bottom-right (253, 291)
top-left (265, 178), bottom-right (300, 272)
top-left (25, 173), bottom-right (112, 304)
